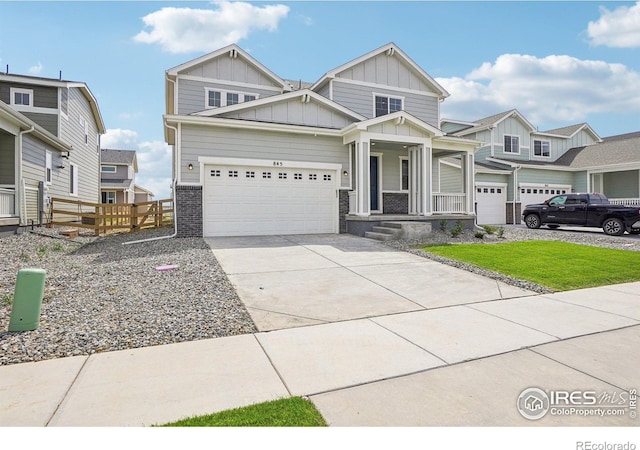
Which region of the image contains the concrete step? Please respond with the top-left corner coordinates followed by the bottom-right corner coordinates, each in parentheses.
top-left (364, 231), bottom-right (395, 241)
top-left (379, 222), bottom-right (403, 229)
top-left (371, 226), bottom-right (401, 236)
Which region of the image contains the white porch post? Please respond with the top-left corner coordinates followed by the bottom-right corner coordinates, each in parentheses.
top-left (408, 147), bottom-right (418, 214)
top-left (462, 152), bottom-right (475, 214)
top-left (420, 144), bottom-right (432, 216)
top-left (355, 139), bottom-right (370, 216)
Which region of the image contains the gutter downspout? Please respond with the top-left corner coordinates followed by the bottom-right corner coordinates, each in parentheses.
top-left (18, 126), bottom-right (35, 225)
top-left (513, 164), bottom-right (521, 225)
top-left (123, 121), bottom-right (179, 245)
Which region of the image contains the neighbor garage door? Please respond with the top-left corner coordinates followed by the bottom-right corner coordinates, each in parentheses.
top-left (203, 164), bottom-right (339, 237)
top-left (519, 184), bottom-right (571, 209)
top-left (475, 184), bottom-right (507, 225)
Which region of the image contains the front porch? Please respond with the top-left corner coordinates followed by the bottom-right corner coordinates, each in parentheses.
top-left (345, 212), bottom-right (476, 238)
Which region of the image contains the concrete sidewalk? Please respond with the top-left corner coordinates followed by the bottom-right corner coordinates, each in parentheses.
top-left (0, 283), bottom-right (638, 426)
top-left (1, 235), bottom-right (638, 426)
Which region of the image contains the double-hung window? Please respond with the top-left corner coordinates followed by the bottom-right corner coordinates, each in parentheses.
top-left (400, 158), bottom-right (409, 191)
top-left (45, 151), bottom-right (52, 184)
top-left (69, 163), bottom-right (78, 196)
top-left (533, 140), bottom-right (550, 157)
top-left (504, 135), bottom-right (520, 154)
top-left (374, 95), bottom-right (403, 117)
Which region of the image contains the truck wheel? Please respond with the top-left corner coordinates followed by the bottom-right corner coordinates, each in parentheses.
top-left (602, 218), bottom-right (625, 236)
top-left (524, 214), bottom-right (541, 229)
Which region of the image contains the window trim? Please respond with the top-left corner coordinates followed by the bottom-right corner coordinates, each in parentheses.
top-left (10, 87), bottom-right (34, 107)
top-left (100, 165), bottom-right (117, 173)
top-left (69, 163), bottom-right (79, 196)
top-left (372, 92), bottom-right (404, 117)
top-left (205, 88), bottom-right (259, 109)
top-left (399, 156), bottom-right (409, 192)
top-left (533, 139), bottom-right (551, 158)
top-left (45, 150), bottom-right (52, 185)
top-left (503, 134), bottom-right (520, 154)
top-left (101, 191), bottom-right (116, 204)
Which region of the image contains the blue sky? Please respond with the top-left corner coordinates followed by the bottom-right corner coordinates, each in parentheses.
top-left (1, 1), bottom-right (639, 199)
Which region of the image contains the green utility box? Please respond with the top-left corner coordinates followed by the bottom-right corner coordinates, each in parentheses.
top-left (8, 268), bottom-right (46, 332)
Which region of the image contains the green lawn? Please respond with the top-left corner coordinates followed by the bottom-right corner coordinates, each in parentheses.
top-left (422, 240), bottom-right (640, 291)
top-left (161, 397), bottom-right (327, 427)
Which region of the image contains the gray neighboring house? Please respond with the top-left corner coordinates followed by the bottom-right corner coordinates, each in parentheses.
top-left (441, 110), bottom-right (638, 225)
top-left (100, 149), bottom-right (153, 204)
top-left (0, 73), bottom-right (105, 231)
top-left (164, 43), bottom-right (480, 237)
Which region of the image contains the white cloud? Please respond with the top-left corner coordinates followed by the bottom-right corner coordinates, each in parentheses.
top-left (587, 1), bottom-right (640, 48)
top-left (437, 53), bottom-right (640, 127)
top-left (101, 128), bottom-right (173, 199)
top-left (133, 1), bottom-right (290, 54)
top-left (28, 62), bottom-right (43, 75)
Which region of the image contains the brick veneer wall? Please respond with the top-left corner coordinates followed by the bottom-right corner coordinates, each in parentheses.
top-left (383, 192), bottom-right (409, 214)
top-left (506, 202), bottom-right (522, 224)
top-left (175, 185), bottom-right (203, 237)
top-left (339, 190), bottom-right (349, 233)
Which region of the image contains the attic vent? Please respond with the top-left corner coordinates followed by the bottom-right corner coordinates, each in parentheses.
top-left (300, 94), bottom-right (311, 103)
top-left (229, 49), bottom-right (238, 59)
top-left (395, 116), bottom-right (405, 125)
top-left (386, 48), bottom-right (395, 56)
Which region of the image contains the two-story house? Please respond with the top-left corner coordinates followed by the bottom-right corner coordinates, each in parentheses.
top-left (100, 148), bottom-right (154, 204)
top-left (0, 73), bottom-right (105, 232)
top-left (443, 110), bottom-right (640, 225)
top-left (164, 43), bottom-right (480, 238)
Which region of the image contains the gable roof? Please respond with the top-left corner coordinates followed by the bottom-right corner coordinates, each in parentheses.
top-left (310, 42), bottom-right (449, 98)
top-left (537, 123), bottom-right (601, 141)
top-left (101, 149), bottom-right (138, 171)
top-left (553, 136), bottom-right (640, 169)
top-left (342, 109), bottom-right (444, 137)
top-left (453, 109), bottom-right (536, 136)
top-left (192, 89), bottom-right (367, 123)
top-left (0, 73), bottom-right (105, 134)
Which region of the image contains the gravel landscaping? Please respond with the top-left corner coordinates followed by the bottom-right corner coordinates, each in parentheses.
top-left (1, 224), bottom-right (638, 366)
top-left (0, 227), bottom-right (257, 366)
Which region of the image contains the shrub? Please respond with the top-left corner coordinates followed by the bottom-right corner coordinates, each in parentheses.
top-left (497, 227), bottom-right (505, 238)
top-left (439, 220), bottom-right (447, 232)
top-left (482, 225), bottom-right (498, 234)
top-left (450, 220), bottom-right (465, 238)
top-left (475, 231), bottom-right (485, 239)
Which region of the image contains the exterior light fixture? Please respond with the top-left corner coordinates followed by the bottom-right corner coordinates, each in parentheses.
top-left (343, 170), bottom-right (349, 177)
top-left (188, 163), bottom-right (193, 170)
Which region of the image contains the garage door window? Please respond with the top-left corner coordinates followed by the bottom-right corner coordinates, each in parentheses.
top-left (278, 172), bottom-right (287, 179)
top-left (309, 174), bottom-right (317, 180)
top-left (211, 169), bottom-right (221, 177)
top-left (324, 174), bottom-right (332, 181)
top-left (294, 173), bottom-right (302, 180)
top-left (246, 171), bottom-right (255, 178)
top-left (229, 170), bottom-right (238, 178)
top-left (262, 172), bottom-right (271, 179)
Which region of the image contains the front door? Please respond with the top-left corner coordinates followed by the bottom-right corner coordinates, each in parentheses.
top-left (370, 155), bottom-right (380, 212)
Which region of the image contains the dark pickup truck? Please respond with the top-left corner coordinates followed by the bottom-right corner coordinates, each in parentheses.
top-left (522, 193), bottom-right (640, 236)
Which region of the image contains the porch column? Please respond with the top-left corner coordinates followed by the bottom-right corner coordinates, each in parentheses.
top-left (461, 152), bottom-right (475, 214)
top-left (420, 144), bottom-right (432, 216)
top-left (354, 139), bottom-right (370, 216)
top-left (408, 147), bottom-right (418, 214)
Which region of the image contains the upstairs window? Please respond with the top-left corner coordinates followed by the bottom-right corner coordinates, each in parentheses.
top-left (504, 135), bottom-right (520, 154)
top-left (206, 88), bottom-right (258, 109)
top-left (101, 165), bottom-right (117, 173)
top-left (533, 140), bottom-right (550, 157)
top-left (374, 95), bottom-right (403, 117)
top-left (60, 88), bottom-right (69, 117)
top-left (10, 88), bottom-right (33, 107)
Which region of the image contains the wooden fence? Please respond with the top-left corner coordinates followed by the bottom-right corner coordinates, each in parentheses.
top-left (49, 197), bottom-right (174, 236)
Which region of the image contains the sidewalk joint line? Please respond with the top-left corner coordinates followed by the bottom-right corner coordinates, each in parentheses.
top-left (45, 355), bottom-right (91, 427)
top-left (252, 334), bottom-right (293, 398)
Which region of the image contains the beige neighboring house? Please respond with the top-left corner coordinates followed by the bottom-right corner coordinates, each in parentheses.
top-left (100, 149), bottom-right (153, 204)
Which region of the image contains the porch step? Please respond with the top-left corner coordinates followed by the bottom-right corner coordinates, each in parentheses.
top-left (364, 231), bottom-right (396, 241)
top-left (371, 226), bottom-right (401, 236)
top-left (372, 221), bottom-right (434, 241)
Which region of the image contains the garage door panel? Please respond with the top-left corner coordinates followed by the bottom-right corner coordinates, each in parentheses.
top-left (476, 185), bottom-right (506, 225)
top-left (204, 164), bottom-right (338, 237)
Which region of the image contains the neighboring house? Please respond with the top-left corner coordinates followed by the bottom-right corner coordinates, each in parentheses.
top-left (100, 149), bottom-right (139, 204)
top-left (0, 73), bottom-right (105, 231)
top-left (439, 109), bottom-right (635, 225)
top-left (133, 185), bottom-right (154, 203)
top-left (164, 43), bottom-right (480, 237)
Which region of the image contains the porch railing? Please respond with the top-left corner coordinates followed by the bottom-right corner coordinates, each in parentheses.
top-left (610, 198), bottom-right (640, 206)
top-left (0, 186), bottom-right (15, 218)
top-left (433, 193), bottom-right (466, 213)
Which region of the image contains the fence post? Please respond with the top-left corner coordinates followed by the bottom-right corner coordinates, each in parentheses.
top-left (157, 201), bottom-right (163, 227)
top-left (130, 203), bottom-right (137, 233)
top-left (94, 204), bottom-right (100, 236)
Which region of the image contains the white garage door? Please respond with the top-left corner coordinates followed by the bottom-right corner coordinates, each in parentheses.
top-left (520, 185), bottom-right (571, 209)
top-left (476, 184), bottom-right (506, 225)
top-left (203, 164), bottom-right (338, 237)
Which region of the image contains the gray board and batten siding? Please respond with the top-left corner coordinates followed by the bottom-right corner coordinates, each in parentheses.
top-left (0, 81), bottom-right (59, 109)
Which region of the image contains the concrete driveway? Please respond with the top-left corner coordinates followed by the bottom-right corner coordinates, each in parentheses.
top-left (205, 234), bottom-right (534, 331)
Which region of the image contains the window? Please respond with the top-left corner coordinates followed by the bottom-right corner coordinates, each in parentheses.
top-left (101, 165), bottom-right (117, 173)
top-left (101, 191), bottom-right (116, 204)
top-left (228, 170), bottom-right (238, 178)
top-left (208, 91), bottom-right (221, 108)
top-left (504, 135), bottom-right (520, 154)
top-left (262, 172), bottom-right (271, 179)
top-left (10, 88), bottom-right (33, 107)
top-left (278, 172), bottom-right (287, 179)
top-left (323, 174), bottom-right (332, 181)
top-left (45, 151), bottom-right (52, 184)
top-left (309, 174), bottom-right (317, 180)
top-left (533, 140), bottom-right (550, 157)
top-left (69, 163), bottom-right (78, 196)
top-left (400, 158), bottom-right (409, 191)
top-left (205, 88), bottom-right (258, 108)
top-left (374, 95), bottom-right (403, 117)
top-left (79, 117), bottom-right (89, 144)
top-left (210, 169), bottom-right (221, 177)
top-left (226, 93), bottom-right (239, 105)
top-left (245, 171), bottom-right (255, 178)
top-left (294, 173), bottom-right (302, 180)
top-left (61, 88), bottom-right (69, 118)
